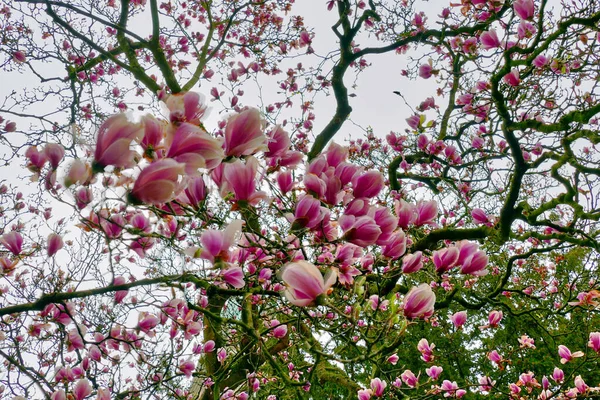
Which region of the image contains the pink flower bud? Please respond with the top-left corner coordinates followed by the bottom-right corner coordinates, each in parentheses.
top-left (403, 283), bottom-right (436, 319)
top-left (460, 250), bottom-right (489, 276)
top-left (203, 340), bottom-right (215, 353)
top-left (292, 195), bottom-right (325, 230)
top-left (353, 170), bottom-right (384, 199)
top-left (12, 51), bottom-right (26, 63)
top-left (387, 353), bottom-right (399, 365)
top-left (382, 230), bottom-right (407, 259)
top-left (419, 63), bottom-right (434, 79)
top-left (433, 247), bottom-right (459, 273)
top-left (488, 310), bottom-right (503, 327)
top-left (47, 233), bottom-right (64, 257)
top-left (271, 321), bottom-right (288, 339)
top-left (574, 376), bottom-right (588, 394)
top-left (450, 311), bottom-right (467, 328)
top-left (340, 215), bottom-right (382, 247)
top-left (401, 251), bottom-right (423, 274)
top-left (277, 170), bottom-right (294, 194)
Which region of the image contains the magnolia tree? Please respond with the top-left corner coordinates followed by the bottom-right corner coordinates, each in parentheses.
top-left (1, 0), bottom-right (600, 399)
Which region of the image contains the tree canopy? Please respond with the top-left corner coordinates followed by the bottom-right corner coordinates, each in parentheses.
top-left (0, 0), bottom-right (599, 399)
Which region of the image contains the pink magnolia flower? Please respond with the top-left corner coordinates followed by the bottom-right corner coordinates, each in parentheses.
top-left (357, 389), bottom-right (372, 400)
top-left (503, 69), bottom-right (520, 86)
top-left (166, 123), bottom-right (224, 173)
top-left (514, 0), bottom-right (535, 20)
top-left (138, 313), bottom-right (160, 333)
top-left (387, 353), bottom-right (399, 365)
top-left (182, 176), bottom-right (208, 208)
top-left (403, 283), bottom-right (436, 319)
top-left (291, 195), bottom-right (325, 230)
top-left (96, 388), bottom-right (111, 400)
top-left (370, 378), bottom-right (386, 397)
top-left (1, 231), bottom-right (23, 255)
top-left (222, 157), bottom-right (265, 205)
top-left (396, 200), bottom-right (418, 229)
top-left (279, 261), bottom-right (337, 307)
top-left (277, 170), bottom-right (293, 194)
top-left (271, 320), bottom-right (288, 339)
top-left (217, 347), bottom-right (227, 363)
top-left (533, 54), bottom-right (549, 68)
top-left (471, 208), bottom-right (490, 225)
top-left (426, 365), bottom-right (443, 380)
top-left (47, 233), bottom-right (64, 257)
top-left (221, 267), bottom-right (245, 289)
top-left (419, 63), bottom-right (434, 79)
top-left (460, 250), bottom-right (489, 276)
top-left (203, 340), bottom-right (215, 353)
top-left (406, 114), bottom-right (421, 130)
top-left (518, 335), bottom-right (536, 349)
top-left (165, 91), bottom-right (207, 125)
top-left (12, 51), bottom-right (26, 63)
top-left (264, 125), bottom-right (293, 160)
top-left (415, 200), bottom-right (438, 226)
top-left (418, 338), bottom-right (435, 362)
top-left (353, 170), bottom-right (384, 199)
top-left (43, 144), bottom-right (65, 169)
top-left (340, 215), bottom-right (382, 247)
top-left (401, 369), bottom-right (418, 387)
top-left (382, 230), bottom-right (407, 259)
top-left (130, 159), bottom-right (185, 205)
top-left (488, 310), bottom-right (503, 327)
top-left (574, 376), bottom-right (588, 394)
top-left (488, 350), bottom-right (502, 364)
top-left (223, 108), bottom-right (266, 157)
top-left (179, 359), bottom-right (195, 378)
top-left (67, 327), bottom-right (86, 351)
top-left (588, 332), bottom-right (600, 353)
top-left (73, 379), bottom-right (92, 400)
top-left (451, 311), bottom-right (467, 328)
top-left (551, 367), bottom-right (564, 382)
top-left (197, 220), bottom-right (242, 263)
top-left (480, 29), bottom-right (501, 50)
top-left (433, 247), bottom-right (459, 273)
top-left (558, 344), bottom-right (584, 364)
top-left (51, 390), bottom-right (66, 400)
top-left (139, 114), bottom-right (165, 154)
top-left (401, 251), bottom-right (423, 273)
top-left (93, 114), bottom-right (144, 170)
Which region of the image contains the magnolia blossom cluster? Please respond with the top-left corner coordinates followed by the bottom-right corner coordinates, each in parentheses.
top-left (9, 90), bottom-right (526, 399)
